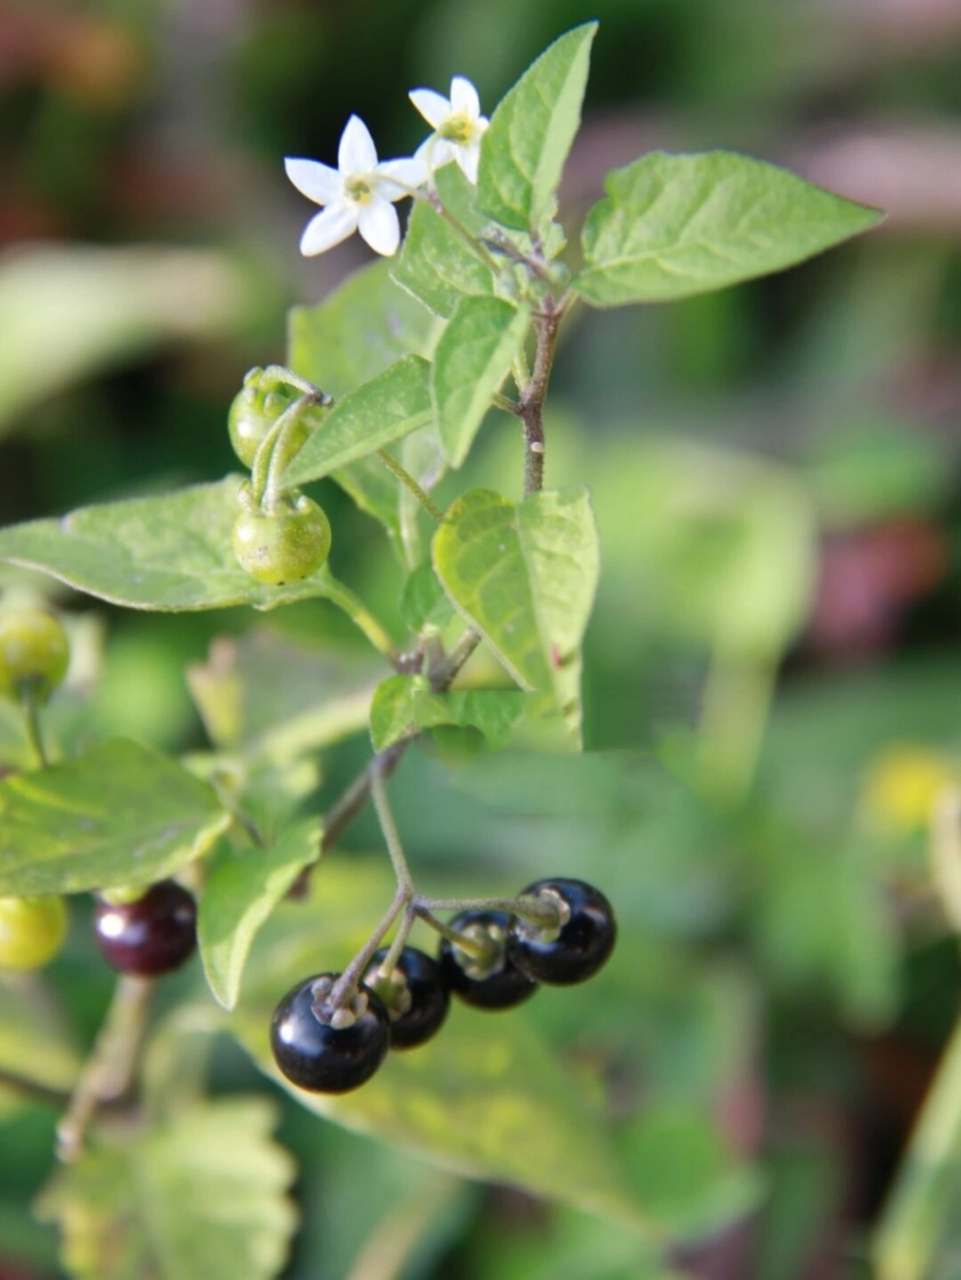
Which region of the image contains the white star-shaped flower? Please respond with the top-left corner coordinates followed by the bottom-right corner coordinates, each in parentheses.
top-left (285, 115), bottom-right (426, 257)
top-left (409, 76), bottom-right (489, 185)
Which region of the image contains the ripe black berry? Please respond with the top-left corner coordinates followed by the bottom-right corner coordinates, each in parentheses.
top-left (506, 878), bottom-right (616, 985)
top-left (437, 910), bottom-right (537, 1011)
top-left (93, 881), bottom-right (197, 977)
top-left (271, 973), bottom-right (390, 1093)
top-left (364, 946), bottom-right (450, 1050)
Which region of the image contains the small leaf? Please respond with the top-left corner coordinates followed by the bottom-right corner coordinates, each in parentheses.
top-left (431, 296), bottom-right (529, 467)
top-left (0, 739), bottom-right (230, 896)
top-left (477, 23), bottom-right (597, 233)
top-left (369, 675), bottom-right (422, 752)
top-left (198, 819), bottom-right (321, 1010)
top-left (573, 151), bottom-right (883, 307)
top-left (0, 478), bottom-right (344, 612)
top-left (369, 675), bottom-right (524, 751)
top-left (288, 260), bottom-right (442, 553)
top-left (283, 355), bottom-right (432, 487)
top-left (393, 166), bottom-right (495, 318)
top-left (400, 561), bottom-right (455, 632)
top-left (432, 487), bottom-right (600, 745)
top-left (36, 1097), bottom-right (297, 1280)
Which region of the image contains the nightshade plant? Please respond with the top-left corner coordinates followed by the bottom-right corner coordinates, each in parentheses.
top-left (0, 23), bottom-right (885, 1279)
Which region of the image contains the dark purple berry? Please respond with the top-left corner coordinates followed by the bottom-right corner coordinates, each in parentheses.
top-left (93, 881), bottom-right (196, 977)
top-left (437, 910), bottom-right (537, 1011)
top-left (364, 947), bottom-right (450, 1050)
top-left (270, 973), bottom-right (390, 1093)
top-left (506, 878), bottom-right (616, 985)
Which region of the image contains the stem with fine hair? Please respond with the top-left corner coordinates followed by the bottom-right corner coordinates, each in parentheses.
top-left (19, 684), bottom-right (49, 768)
top-left (56, 974), bottom-right (153, 1162)
top-left (376, 449), bottom-right (445, 524)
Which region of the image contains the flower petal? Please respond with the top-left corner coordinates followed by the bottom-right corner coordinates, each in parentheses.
top-left (429, 138), bottom-right (458, 171)
top-left (378, 155), bottom-right (428, 199)
top-left (284, 157), bottom-right (342, 206)
top-left (299, 203), bottom-right (358, 256)
top-left (456, 141), bottom-right (481, 185)
top-left (339, 115), bottom-right (378, 174)
top-left (450, 76), bottom-right (480, 119)
top-left (358, 199), bottom-right (400, 256)
top-left (409, 88), bottom-right (450, 130)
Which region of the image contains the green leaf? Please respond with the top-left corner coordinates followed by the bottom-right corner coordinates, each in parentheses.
top-left (432, 487), bottom-right (600, 745)
top-left (227, 860), bottom-right (651, 1235)
top-left (393, 166), bottom-right (496, 318)
top-left (369, 675), bottom-right (524, 751)
top-left (289, 261), bottom-right (439, 540)
top-left (289, 259), bottom-right (438, 397)
top-left (283, 355), bottom-right (432, 487)
top-left (0, 739), bottom-right (230, 895)
top-left (477, 23), bottom-right (597, 233)
top-left (573, 150), bottom-right (883, 307)
top-left (198, 819), bottom-right (321, 1010)
top-left (36, 1097), bottom-right (297, 1280)
top-left (432, 296), bottom-right (529, 467)
top-left (0, 477), bottom-right (345, 612)
top-left (400, 561), bottom-right (455, 632)
top-left (288, 261), bottom-right (443, 552)
top-left (187, 628), bottom-right (379, 760)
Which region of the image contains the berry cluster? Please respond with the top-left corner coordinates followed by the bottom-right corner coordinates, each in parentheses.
top-left (227, 369), bottom-right (332, 587)
top-left (270, 877), bottom-right (616, 1094)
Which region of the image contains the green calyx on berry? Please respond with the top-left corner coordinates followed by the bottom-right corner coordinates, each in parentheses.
top-left (506, 878), bottom-right (616, 986)
top-left (271, 973), bottom-right (391, 1093)
top-left (438, 910), bottom-right (538, 1011)
top-left (232, 491), bottom-right (332, 586)
top-left (0, 610), bottom-right (69, 703)
top-left (0, 895), bottom-right (68, 971)
top-left (227, 368), bottom-right (322, 469)
top-left (364, 947), bottom-right (451, 1050)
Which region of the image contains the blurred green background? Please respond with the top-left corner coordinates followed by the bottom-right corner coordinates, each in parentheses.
top-left (2, 1), bottom-right (961, 1277)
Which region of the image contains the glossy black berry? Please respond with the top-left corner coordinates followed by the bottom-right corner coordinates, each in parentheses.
top-left (364, 947), bottom-right (450, 1050)
top-left (437, 910), bottom-right (537, 1011)
top-left (270, 973), bottom-right (390, 1093)
top-left (506, 878), bottom-right (616, 985)
top-left (93, 880), bottom-right (197, 977)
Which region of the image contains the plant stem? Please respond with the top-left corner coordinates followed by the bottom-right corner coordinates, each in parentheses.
top-left (520, 302), bottom-right (560, 496)
top-left (265, 397), bottom-right (321, 508)
top-left (413, 904), bottom-right (494, 963)
top-left (493, 392), bottom-right (523, 417)
top-left (56, 974), bottom-right (153, 1162)
top-left (323, 576), bottom-right (401, 667)
top-left (328, 885), bottom-right (410, 1010)
top-left (261, 365), bottom-right (332, 403)
top-left (0, 1065), bottom-right (70, 1108)
top-left (19, 684), bottom-right (49, 768)
top-left (376, 902), bottom-right (416, 978)
top-left (376, 449), bottom-right (445, 524)
top-left (873, 1014), bottom-right (961, 1280)
top-left (419, 893), bottom-right (561, 930)
top-left (250, 396), bottom-right (312, 506)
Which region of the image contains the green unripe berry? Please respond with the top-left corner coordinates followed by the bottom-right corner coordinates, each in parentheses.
top-left (232, 494), bottom-right (332, 585)
top-left (227, 370), bottom-right (317, 468)
top-left (0, 610), bottom-right (69, 703)
top-left (0, 895), bottom-right (68, 971)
